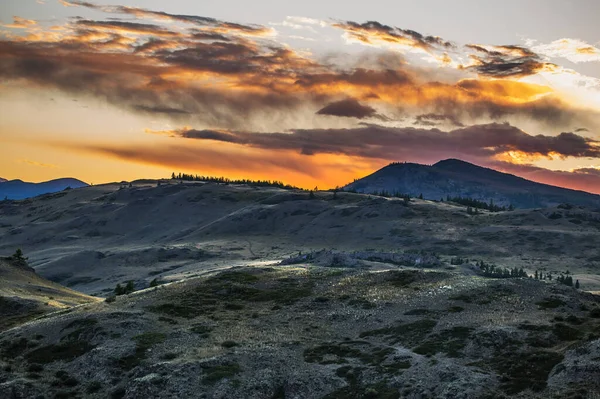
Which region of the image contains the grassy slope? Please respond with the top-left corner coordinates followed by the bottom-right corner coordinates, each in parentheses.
top-left (0, 258), bottom-right (99, 331)
top-left (0, 265), bottom-right (599, 398)
top-left (0, 181), bottom-right (599, 295)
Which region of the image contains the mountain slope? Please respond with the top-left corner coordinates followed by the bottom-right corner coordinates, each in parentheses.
top-left (0, 178), bottom-right (88, 200)
top-left (0, 178), bottom-right (6, 183)
top-left (344, 159), bottom-right (600, 209)
top-left (0, 257), bottom-right (98, 331)
top-left (1, 265), bottom-right (599, 398)
top-left (1, 180), bottom-right (600, 295)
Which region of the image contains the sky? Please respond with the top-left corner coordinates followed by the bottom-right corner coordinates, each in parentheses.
top-left (1, 1), bottom-right (600, 193)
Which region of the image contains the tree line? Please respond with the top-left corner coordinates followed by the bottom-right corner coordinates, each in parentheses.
top-left (170, 172), bottom-right (301, 190)
top-left (446, 195), bottom-right (514, 212)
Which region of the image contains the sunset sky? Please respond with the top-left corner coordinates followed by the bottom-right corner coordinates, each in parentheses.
top-left (1, 0), bottom-right (599, 193)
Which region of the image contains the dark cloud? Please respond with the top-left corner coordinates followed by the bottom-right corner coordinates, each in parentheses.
top-left (333, 20), bottom-right (454, 52)
top-left (317, 98), bottom-right (377, 119)
top-left (573, 168), bottom-right (600, 176)
top-left (63, 0), bottom-right (270, 35)
top-left (465, 44), bottom-right (556, 78)
top-left (133, 105), bottom-right (191, 115)
top-left (488, 161), bottom-right (600, 194)
top-left (75, 19), bottom-right (180, 37)
top-left (414, 113), bottom-right (464, 127)
top-left (152, 123), bottom-right (600, 161)
top-left (1, 5), bottom-right (597, 132)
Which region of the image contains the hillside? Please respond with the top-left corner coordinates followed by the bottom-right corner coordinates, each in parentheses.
top-left (0, 256), bottom-right (98, 331)
top-left (344, 159), bottom-right (600, 209)
top-left (1, 179), bottom-right (600, 398)
top-left (1, 180), bottom-right (600, 296)
top-left (0, 178), bottom-right (88, 200)
top-left (1, 264), bottom-right (599, 398)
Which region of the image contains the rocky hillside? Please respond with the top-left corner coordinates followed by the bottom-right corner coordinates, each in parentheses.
top-left (0, 178), bottom-right (88, 200)
top-left (344, 159), bottom-right (600, 209)
top-left (1, 264), bottom-right (599, 398)
top-left (0, 256), bottom-right (98, 331)
top-left (1, 180), bottom-right (600, 296)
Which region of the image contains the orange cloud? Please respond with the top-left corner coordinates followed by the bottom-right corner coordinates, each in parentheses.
top-left (3, 16), bottom-right (37, 29)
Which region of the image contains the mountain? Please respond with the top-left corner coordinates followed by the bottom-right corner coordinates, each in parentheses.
top-left (0, 178), bottom-right (88, 200)
top-left (0, 178), bottom-right (6, 183)
top-left (344, 158), bottom-right (600, 209)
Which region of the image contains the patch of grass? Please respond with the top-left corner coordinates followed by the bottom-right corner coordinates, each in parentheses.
top-left (190, 324), bottom-right (213, 337)
top-left (553, 323), bottom-right (583, 341)
top-left (348, 298), bottom-right (376, 309)
top-left (1, 337), bottom-right (29, 359)
top-left (536, 298), bottom-right (566, 309)
top-left (215, 271), bottom-right (260, 284)
top-left (359, 319), bottom-right (437, 346)
top-left (117, 332), bottom-right (166, 370)
top-left (384, 270), bottom-right (420, 287)
top-left (224, 303), bottom-right (244, 310)
top-left (404, 309), bottom-right (434, 316)
top-left (201, 363), bottom-right (241, 384)
top-left (86, 381), bottom-right (102, 394)
top-left (323, 382), bottom-right (400, 399)
top-left (447, 306), bottom-right (464, 313)
top-left (221, 340), bottom-right (238, 348)
top-left (413, 327), bottom-right (473, 358)
top-left (160, 352), bottom-right (178, 360)
top-left (27, 363), bottom-right (44, 372)
top-left (25, 341), bottom-right (95, 364)
top-left (490, 350), bottom-right (564, 394)
top-left (449, 294), bottom-right (474, 303)
top-left (304, 343), bottom-right (363, 364)
top-left (148, 302), bottom-right (215, 319)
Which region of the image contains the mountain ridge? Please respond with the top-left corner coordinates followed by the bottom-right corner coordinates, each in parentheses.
top-left (344, 158), bottom-right (600, 209)
top-left (0, 177), bottom-right (88, 200)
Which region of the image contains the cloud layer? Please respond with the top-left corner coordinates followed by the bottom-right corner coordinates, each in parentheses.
top-left (1, 1), bottom-right (599, 192)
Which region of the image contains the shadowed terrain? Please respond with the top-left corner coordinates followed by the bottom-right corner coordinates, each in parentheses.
top-left (1, 180), bottom-right (600, 398)
top-left (345, 159), bottom-right (600, 209)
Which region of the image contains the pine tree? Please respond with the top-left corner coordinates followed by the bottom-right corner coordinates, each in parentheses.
top-left (418, 193), bottom-right (423, 200)
top-left (575, 279), bottom-right (580, 289)
top-left (12, 248), bottom-right (27, 263)
top-left (535, 270), bottom-right (539, 279)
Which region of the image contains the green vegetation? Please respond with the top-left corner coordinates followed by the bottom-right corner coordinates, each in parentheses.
top-left (323, 382), bottom-right (400, 399)
top-left (490, 350), bottom-right (564, 394)
top-left (86, 381), bottom-right (102, 394)
top-left (446, 195), bottom-right (511, 212)
top-left (171, 172), bottom-right (300, 190)
top-left (201, 363), bottom-right (241, 384)
top-left (478, 261), bottom-right (527, 278)
top-left (413, 327), bottom-right (473, 358)
top-left (10, 248), bottom-right (28, 266)
top-left (25, 341), bottom-right (95, 364)
top-left (536, 297), bottom-right (566, 309)
top-left (117, 332), bottom-right (166, 370)
top-left (359, 319), bottom-right (437, 345)
top-left (114, 281), bottom-right (135, 296)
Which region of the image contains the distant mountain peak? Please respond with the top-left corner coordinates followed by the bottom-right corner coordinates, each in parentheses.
top-left (434, 158), bottom-right (474, 167)
top-left (344, 158), bottom-right (600, 209)
top-left (0, 177), bottom-right (88, 200)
